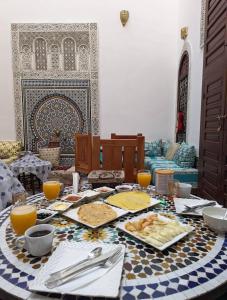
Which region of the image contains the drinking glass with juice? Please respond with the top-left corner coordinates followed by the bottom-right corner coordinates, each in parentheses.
top-left (43, 181), bottom-right (61, 201)
top-left (137, 170), bottom-right (152, 190)
top-left (10, 204), bottom-right (37, 235)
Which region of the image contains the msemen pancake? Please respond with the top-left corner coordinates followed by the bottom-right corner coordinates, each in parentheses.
top-left (78, 203), bottom-right (117, 226)
top-left (106, 191), bottom-right (150, 210)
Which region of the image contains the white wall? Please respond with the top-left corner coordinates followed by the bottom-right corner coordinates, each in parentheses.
top-left (177, 0), bottom-right (204, 152)
top-left (0, 0), bottom-right (179, 142)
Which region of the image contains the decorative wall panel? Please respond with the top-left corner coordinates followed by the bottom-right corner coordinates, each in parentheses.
top-left (11, 23), bottom-right (99, 161)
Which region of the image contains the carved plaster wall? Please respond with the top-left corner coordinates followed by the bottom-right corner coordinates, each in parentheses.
top-left (11, 23), bottom-right (99, 159)
top-left (200, 0), bottom-right (206, 48)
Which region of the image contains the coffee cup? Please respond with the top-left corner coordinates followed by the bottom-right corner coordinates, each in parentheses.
top-left (16, 224), bottom-right (55, 256)
top-left (177, 183), bottom-right (192, 198)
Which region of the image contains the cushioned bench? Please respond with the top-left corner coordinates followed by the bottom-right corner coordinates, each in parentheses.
top-left (144, 140), bottom-right (198, 188)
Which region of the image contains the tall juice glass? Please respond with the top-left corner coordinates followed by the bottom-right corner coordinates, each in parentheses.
top-left (10, 204), bottom-right (37, 235)
top-left (43, 181), bottom-right (61, 201)
top-left (137, 170), bottom-right (152, 190)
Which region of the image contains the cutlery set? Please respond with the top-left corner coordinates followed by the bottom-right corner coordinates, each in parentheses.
top-left (45, 245), bottom-right (123, 289)
top-left (181, 201), bottom-right (216, 213)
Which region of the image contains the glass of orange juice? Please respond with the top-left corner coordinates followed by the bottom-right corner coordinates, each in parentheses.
top-left (10, 203), bottom-right (37, 235)
top-left (43, 181), bottom-right (61, 202)
top-left (137, 170), bottom-right (152, 191)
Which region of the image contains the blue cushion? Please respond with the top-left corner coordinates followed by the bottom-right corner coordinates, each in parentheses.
top-left (173, 142), bottom-right (196, 168)
top-left (162, 140), bottom-right (171, 156)
top-left (144, 140), bottom-right (162, 157)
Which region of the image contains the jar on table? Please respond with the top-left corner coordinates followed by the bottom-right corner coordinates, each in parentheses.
top-left (155, 169), bottom-right (174, 195)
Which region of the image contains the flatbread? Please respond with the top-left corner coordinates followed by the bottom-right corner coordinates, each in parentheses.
top-left (78, 203), bottom-right (117, 226)
top-left (106, 191), bottom-right (151, 210)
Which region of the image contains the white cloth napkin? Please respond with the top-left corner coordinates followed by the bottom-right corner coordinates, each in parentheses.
top-left (174, 198), bottom-right (221, 215)
top-left (72, 172), bottom-right (80, 193)
top-left (28, 241), bottom-right (125, 298)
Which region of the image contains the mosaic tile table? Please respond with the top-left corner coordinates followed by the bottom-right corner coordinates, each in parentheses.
top-left (0, 189), bottom-right (227, 300)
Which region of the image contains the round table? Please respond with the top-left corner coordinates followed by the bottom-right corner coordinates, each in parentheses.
top-left (0, 189), bottom-right (227, 300)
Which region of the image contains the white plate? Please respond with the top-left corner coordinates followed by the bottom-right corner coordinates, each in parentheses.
top-left (63, 201), bottom-right (128, 228)
top-left (37, 209), bottom-right (58, 224)
top-left (94, 186), bottom-right (115, 196)
top-left (76, 190), bottom-right (100, 200)
top-left (28, 241), bottom-right (125, 298)
top-left (117, 212), bottom-right (194, 251)
top-left (174, 198), bottom-right (221, 216)
top-left (46, 201), bottom-right (73, 212)
top-left (105, 195), bottom-right (160, 213)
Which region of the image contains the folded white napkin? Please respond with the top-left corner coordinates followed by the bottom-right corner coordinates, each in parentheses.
top-left (174, 198), bottom-right (221, 215)
top-left (29, 241), bottom-right (125, 298)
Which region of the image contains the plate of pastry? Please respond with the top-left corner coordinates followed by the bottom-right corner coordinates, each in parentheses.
top-left (117, 212), bottom-right (194, 251)
top-left (105, 191), bottom-right (160, 213)
top-left (63, 201), bottom-right (128, 228)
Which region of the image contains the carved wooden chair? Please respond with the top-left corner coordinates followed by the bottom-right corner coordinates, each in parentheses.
top-left (92, 136), bottom-right (144, 182)
top-left (111, 133), bottom-right (143, 139)
top-left (75, 133), bottom-right (92, 174)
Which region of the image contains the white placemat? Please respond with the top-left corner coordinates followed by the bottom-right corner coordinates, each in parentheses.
top-left (29, 241), bottom-right (125, 298)
top-left (174, 198), bottom-right (221, 216)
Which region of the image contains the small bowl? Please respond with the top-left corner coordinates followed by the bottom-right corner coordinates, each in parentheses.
top-left (115, 185), bottom-right (133, 193)
top-left (203, 207), bottom-right (227, 233)
top-left (94, 186), bottom-right (115, 196)
top-left (37, 209), bottom-right (58, 224)
top-left (62, 194), bottom-right (84, 203)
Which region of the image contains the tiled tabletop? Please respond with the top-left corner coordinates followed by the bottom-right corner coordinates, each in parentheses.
top-left (0, 188), bottom-right (226, 300)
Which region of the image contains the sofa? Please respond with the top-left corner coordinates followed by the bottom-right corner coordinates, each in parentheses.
top-left (144, 140), bottom-right (198, 188)
top-left (0, 141), bottom-right (22, 165)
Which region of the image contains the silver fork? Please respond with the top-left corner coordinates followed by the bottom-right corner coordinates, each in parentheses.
top-left (182, 201), bottom-right (216, 212)
top-left (45, 247), bottom-right (122, 289)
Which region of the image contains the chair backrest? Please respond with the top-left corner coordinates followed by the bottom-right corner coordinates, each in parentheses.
top-left (75, 133), bottom-right (92, 174)
top-left (111, 133), bottom-right (143, 139)
top-left (92, 136), bottom-right (144, 182)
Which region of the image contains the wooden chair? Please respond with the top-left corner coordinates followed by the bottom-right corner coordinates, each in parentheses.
top-left (92, 136), bottom-right (144, 182)
top-left (111, 134), bottom-right (145, 170)
top-left (75, 133), bottom-right (92, 174)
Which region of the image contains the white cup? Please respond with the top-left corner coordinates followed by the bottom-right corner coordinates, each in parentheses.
top-left (16, 224), bottom-right (55, 256)
top-left (177, 183), bottom-right (192, 198)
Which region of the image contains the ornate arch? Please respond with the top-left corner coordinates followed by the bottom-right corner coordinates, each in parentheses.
top-left (34, 38), bottom-right (47, 70)
top-left (63, 37), bottom-right (76, 70)
top-left (176, 50), bottom-right (190, 143)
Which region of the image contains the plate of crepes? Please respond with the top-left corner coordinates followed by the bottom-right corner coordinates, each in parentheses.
top-left (105, 191), bottom-right (160, 213)
top-left (63, 201), bottom-right (128, 228)
top-left (117, 212), bottom-right (194, 251)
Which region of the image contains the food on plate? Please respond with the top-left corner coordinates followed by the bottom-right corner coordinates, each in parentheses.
top-left (106, 191), bottom-right (150, 210)
top-left (64, 195), bottom-right (82, 202)
top-left (125, 214), bottom-right (191, 247)
top-left (78, 203), bottom-right (117, 226)
top-left (49, 202), bottom-right (71, 211)
top-left (96, 187), bottom-right (112, 193)
top-left (37, 212), bottom-right (52, 220)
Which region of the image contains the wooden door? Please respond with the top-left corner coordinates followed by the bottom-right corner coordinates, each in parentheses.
top-left (199, 0), bottom-right (227, 206)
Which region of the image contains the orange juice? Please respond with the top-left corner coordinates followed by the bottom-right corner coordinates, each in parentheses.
top-left (43, 181), bottom-right (61, 200)
top-left (10, 205), bottom-right (37, 235)
top-left (137, 171), bottom-right (152, 188)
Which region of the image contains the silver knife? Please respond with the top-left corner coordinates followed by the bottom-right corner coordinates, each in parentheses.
top-left (45, 246), bottom-right (122, 287)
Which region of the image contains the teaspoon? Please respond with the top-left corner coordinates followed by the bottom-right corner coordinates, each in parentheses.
top-left (49, 246), bottom-right (102, 279)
